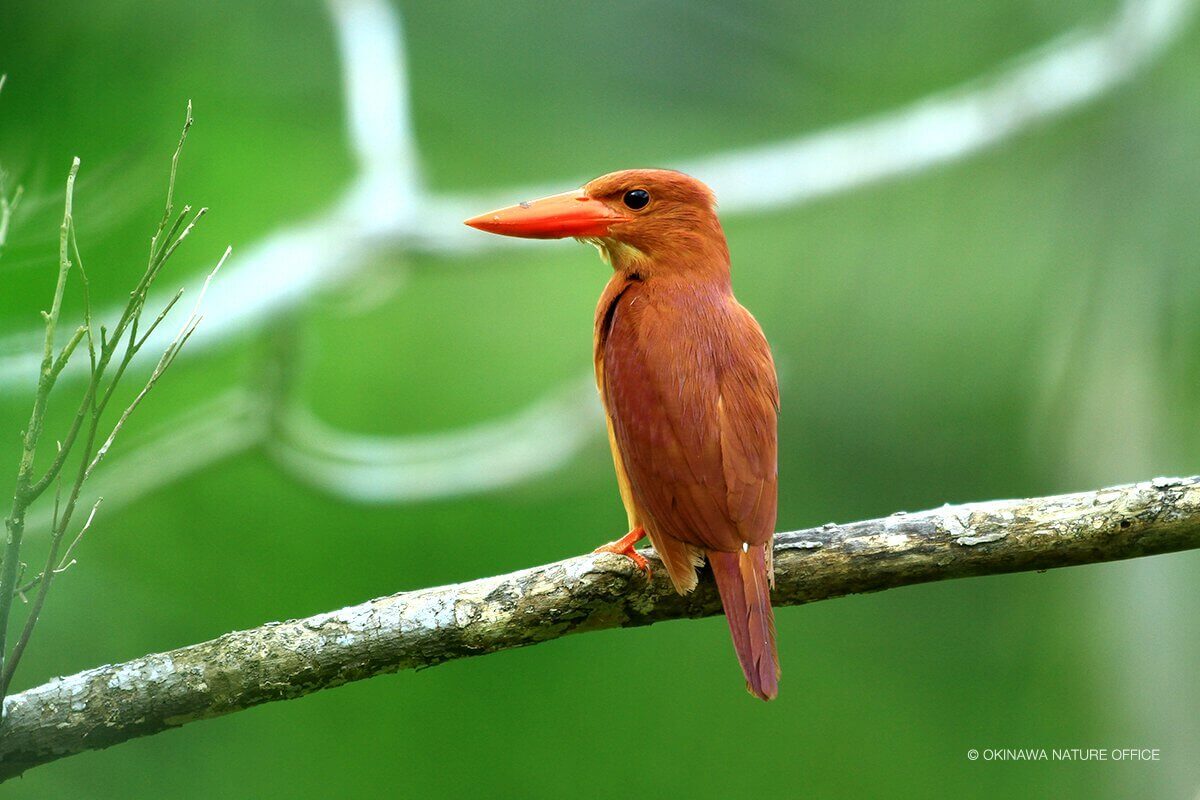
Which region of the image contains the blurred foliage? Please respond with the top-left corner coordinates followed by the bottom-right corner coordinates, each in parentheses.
top-left (1, 0), bottom-right (1198, 797)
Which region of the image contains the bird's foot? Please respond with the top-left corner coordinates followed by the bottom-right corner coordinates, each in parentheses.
top-left (592, 527), bottom-right (651, 579)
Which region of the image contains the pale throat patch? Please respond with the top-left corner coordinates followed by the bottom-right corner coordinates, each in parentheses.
top-left (580, 237), bottom-right (645, 270)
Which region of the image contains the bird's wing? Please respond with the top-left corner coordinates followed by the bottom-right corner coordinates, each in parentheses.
top-left (600, 281), bottom-right (778, 559)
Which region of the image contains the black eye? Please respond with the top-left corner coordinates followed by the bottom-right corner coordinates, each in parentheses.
top-left (622, 189), bottom-right (650, 210)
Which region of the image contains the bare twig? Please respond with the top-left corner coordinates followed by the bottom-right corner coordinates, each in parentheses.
top-left (0, 107), bottom-right (226, 700)
top-left (153, 101), bottom-right (193, 255)
top-left (88, 247), bottom-right (229, 479)
top-left (24, 109), bottom-right (204, 505)
top-left (0, 159), bottom-right (82, 686)
top-left (1, 476), bottom-right (1198, 779)
top-left (11, 499), bottom-right (101, 601)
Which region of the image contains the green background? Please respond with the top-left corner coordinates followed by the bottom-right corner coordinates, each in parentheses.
top-left (1, 1), bottom-right (1198, 796)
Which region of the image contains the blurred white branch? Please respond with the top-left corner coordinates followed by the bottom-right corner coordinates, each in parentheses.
top-left (2, 475), bottom-right (1198, 779)
top-left (270, 375), bottom-right (600, 502)
top-left (329, 0), bottom-right (423, 230)
top-left (0, 0), bottom-right (418, 390)
top-left (408, 0), bottom-right (1199, 249)
top-left (2, 0), bottom-right (1194, 509)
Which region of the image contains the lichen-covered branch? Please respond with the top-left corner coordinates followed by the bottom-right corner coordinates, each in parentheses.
top-left (3, 476), bottom-right (1199, 778)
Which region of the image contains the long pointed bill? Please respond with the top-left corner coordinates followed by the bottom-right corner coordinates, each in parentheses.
top-left (464, 190), bottom-right (628, 239)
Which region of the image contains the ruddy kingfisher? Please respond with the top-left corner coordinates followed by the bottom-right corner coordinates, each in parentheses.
top-left (465, 169), bottom-right (780, 700)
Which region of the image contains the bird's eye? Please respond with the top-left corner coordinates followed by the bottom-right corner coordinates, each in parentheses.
top-left (622, 189), bottom-right (650, 210)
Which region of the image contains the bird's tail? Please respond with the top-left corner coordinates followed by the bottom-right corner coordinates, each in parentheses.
top-left (708, 545), bottom-right (780, 701)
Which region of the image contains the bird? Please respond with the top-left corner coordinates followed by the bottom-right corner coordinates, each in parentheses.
top-left (465, 169), bottom-right (780, 700)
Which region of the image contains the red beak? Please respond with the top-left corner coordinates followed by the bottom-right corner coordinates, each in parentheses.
top-left (464, 190), bottom-right (628, 239)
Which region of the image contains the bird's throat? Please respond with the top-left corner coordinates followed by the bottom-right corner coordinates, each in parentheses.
top-left (583, 237), bottom-right (646, 271)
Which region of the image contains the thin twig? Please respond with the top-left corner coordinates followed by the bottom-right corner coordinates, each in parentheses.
top-left (133, 289), bottom-right (184, 351)
top-left (27, 197), bottom-right (207, 501)
top-left (49, 327), bottom-right (87, 380)
top-left (11, 499), bottom-right (101, 601)
top-left (151, 101), bottom-right (193, 258)
top-left (0, 106), bottom-right (225, 701)
top-left (1, 235), bottom-right (226, 697)
top-left (88, 248), bottom-right (229, 478)
top-left (69, 224), bottom-right (97, 372)
top-left (0, 159), bottom-right (82, 685)
top-left (2, 397), bottom-right (105, 693)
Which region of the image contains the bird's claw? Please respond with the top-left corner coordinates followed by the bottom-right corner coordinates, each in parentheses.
top-left (592, 528), bottom-right (652, 579)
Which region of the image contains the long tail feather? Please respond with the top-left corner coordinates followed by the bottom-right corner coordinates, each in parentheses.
top-left (709, 545), bottom-right (779, 701)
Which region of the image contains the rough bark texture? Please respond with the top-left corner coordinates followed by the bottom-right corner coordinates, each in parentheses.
top-left (3, 476), bottom-right (1199, 778)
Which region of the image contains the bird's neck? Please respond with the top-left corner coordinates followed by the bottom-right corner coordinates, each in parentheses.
top-left (599, 233), bottom-right (732, 289)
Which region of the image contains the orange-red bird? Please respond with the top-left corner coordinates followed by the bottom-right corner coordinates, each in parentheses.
top-left (465, 169), bottom-right (780, 700)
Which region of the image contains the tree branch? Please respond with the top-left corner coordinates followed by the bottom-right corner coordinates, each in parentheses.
top-left (2, 475), bottom-right (1199, 778)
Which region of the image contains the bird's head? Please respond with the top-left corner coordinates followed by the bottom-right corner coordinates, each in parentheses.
top-left (465, 169), bottom-right (728, 274)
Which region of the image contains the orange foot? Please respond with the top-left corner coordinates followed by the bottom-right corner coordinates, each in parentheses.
top-left (593, 527), bottom-right (652, 579)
